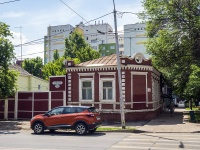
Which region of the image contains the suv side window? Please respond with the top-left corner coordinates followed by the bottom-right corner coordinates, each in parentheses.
top-left (76, 107), bottom-right (86, 113)
top-left (63, 107), bottom-right (76, 114)
top-left (50, 107), bottom-right (64, 115)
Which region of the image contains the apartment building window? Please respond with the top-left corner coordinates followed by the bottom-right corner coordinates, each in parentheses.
top-left (101, 46), bottom-right (105, 50)
top-left (92, 46), bottom-right (97, 50)
top-left (119, 44), bottom-right (124, 48)
top-left (91, 39), bottom-right (97, 43)
top-left (110, 45), bottom-right (115, 49)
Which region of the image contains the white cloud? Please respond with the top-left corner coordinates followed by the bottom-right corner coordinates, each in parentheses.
top-left (15, 43), bottom-right (44, 61)
top-left (0, 12), bottom-right (25, 18)
top-left (27, 0), bottom-right (82, 27)
top-left (10, 31), bottom-right (27, 45)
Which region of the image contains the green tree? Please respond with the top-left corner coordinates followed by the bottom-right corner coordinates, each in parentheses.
top-left (53, 49), bottom-right (60, 61)
top-left (184, 65), bottom-right (200, 109)
top-left (22, 57), bottom-right (43, 78)
top-left (141, 0), bottom-right (200, 96)
top-left (0, 22), bottom-right (15, 70)
top-left (64, 30), bottom-right (101, 62)
top-left (42, 56), bottom-right (80, 81)
top-left (0, 22), bottom-right (18, 99)
top-left (0, 69), bottom-right (18, 99)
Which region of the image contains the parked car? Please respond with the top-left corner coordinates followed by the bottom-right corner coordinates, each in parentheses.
top-left (172, 95), bottom-right (182, 107)
top-left (30, 106), bottom-right (102, 135)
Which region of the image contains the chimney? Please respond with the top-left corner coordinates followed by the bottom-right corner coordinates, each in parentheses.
top-left (16, 60), bottom-right (23, 67)
top-left (65, 60), bottom-right (74, 67)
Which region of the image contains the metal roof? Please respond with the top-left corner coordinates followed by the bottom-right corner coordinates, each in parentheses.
top-left (76, 54), bottom-right (117, 67)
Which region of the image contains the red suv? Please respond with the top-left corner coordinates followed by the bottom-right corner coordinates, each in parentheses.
top-left (30, 106), bottom-right (102, 135)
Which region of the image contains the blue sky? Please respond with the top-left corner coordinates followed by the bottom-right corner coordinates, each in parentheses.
top-left (0, 0), bottom-right (144, 61)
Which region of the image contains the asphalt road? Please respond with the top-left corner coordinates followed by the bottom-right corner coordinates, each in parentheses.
top-left (108, 133), bottom-right (200, 150)
top-left (1, 130), bottom-right (200, 150)
top-left (0, 130), bottom-right (131, 150)
top-left (0, 108), bottom-right (200, 149)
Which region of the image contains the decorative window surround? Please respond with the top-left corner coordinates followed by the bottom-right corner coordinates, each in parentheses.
top-left (98, 72), bottom-right (116, 76)
top-left (78, 73), bottom-right (94, 102)
top-left (99, 73), bottom-right (116, 103)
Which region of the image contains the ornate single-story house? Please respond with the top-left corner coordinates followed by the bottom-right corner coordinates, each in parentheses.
top-left (65, 53), bottom-right (162, 121)
top-left (1, 54), bottom-right (163, 122)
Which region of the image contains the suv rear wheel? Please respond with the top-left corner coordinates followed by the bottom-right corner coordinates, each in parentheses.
top-left (75, 123), bottom-right (87, 135)
top-left (33, 122), bottom-right (44, 134)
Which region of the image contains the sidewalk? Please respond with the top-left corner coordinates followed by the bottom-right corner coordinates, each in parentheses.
top-left (102, 108), bottom-right (200, 133)
top-left (135, 108), bottom-right (200, 133)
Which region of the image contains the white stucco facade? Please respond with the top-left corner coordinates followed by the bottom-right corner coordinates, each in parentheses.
top-left (124, 23), bottom-right (148, 58)
top-left (77, 21), bottom-right (115, 50)
top-left (44, 24), bottom-right (74, 64)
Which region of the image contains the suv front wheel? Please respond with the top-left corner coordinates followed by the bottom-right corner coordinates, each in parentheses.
top-left (75, 123), bottom-right (87, 135)
top-left (33, 122), bottom-right (44, 134)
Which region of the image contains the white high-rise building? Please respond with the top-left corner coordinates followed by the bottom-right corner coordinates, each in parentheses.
top-left (44, 24), bottom-right (74, 64)
top-left (77, 21), bottom-right (114, 50)
top-left (124, 23), bottom-right (148, 57)
top-left (44, 22), bottom-right (126, 63)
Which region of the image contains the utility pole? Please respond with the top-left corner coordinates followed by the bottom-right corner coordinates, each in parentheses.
top-left (113, 0), bottom-right (126, 129)
top-left (130, 37), bottom-right (131, 56)
top-left (15, 27), bottom-right (23, 60)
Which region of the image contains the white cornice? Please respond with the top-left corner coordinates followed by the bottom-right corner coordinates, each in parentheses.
top-left (67, 65), bottom-right (154, 72)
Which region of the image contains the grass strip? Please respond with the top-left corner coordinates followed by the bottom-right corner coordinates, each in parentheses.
top-left (97, 127), bottom-right (136, 132)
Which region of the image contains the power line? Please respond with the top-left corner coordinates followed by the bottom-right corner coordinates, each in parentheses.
top-left (14, 11), bottom-right (114, 47)
top-left (60, 0), bottom-right (111, 35)
top-left (84, 12), bottom-right (113, 25)
top-left (0, 0), bottom-right (20, 4)
top-left (14, 26), bottom-right (147, 47)
top-left (16, 51), bottom-right (44, 58)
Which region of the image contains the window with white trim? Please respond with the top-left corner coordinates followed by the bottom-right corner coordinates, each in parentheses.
top-left (103, 81), bottom-right (113, 100)
top-left (99, 77), bottom-right (115, 101)
top-left (82, 81), bottom-right (92, 100)
top-left (79, 75), bottom-right (94, 101)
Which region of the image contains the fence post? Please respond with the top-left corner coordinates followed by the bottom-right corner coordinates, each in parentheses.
top-left (14, 92), bottom-right (18, 120)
